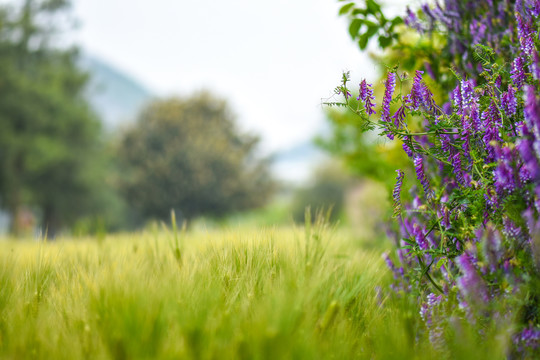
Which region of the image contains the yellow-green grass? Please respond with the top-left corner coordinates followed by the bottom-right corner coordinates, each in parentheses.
top-left (0, 225), bottom-right (506, 359)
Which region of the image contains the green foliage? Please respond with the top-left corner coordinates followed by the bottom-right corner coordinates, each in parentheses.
top-left (0, 227), bottom-right (511, 359)
top-left (0, 0), bottom-right (110, 236)
top-left (115, 92), bottom-right (275, 224)
top-left (338, 0), bottom-right (402, 50)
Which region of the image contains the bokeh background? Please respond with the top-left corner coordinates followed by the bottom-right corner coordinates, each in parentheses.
top-left (0, 0), bottom-right (405, 237)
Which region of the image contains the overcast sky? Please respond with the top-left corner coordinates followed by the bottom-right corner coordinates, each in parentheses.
top-left (68, 0), bottom-right (407, 181)
top-left (71, 1), bottom-right (387, 149)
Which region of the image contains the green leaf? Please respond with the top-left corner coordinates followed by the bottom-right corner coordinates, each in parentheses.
top-left (348, 19), bottom-right (362, 39)
top-left (390, 16), bottom-right (404, 27)
top-left (366, 24), bottom-right (379, 37)
top-left (352, 8), bottom-right (368, 16)
top-left (339, 3), bottom-right (355, 15)
top-left (366, 0), bottom-right (381, 14)
top-left (358, 33), bottom-right (369, 50)
top-left (435, 257), bottom-right (446, 270)
top-left (378, 35), bottom-right (392, 48)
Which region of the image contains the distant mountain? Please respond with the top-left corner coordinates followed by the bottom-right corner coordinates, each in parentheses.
top-left (79, 55), bottom-right (153, 130)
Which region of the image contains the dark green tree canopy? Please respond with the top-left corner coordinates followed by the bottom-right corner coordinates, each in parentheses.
top-left (0, 0), bottom-right (106, 236)
top-left (116, 92), bottom-right (274, 223)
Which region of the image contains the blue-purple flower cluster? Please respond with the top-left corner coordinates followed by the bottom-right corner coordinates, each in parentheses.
top-left (357, 79), bottom-right (377, 116)
top-left (335, 0), bottom-right (540, 356)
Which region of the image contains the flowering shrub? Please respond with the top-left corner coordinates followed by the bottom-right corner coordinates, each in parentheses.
top-left (332, 0), bottom-right (540, 356)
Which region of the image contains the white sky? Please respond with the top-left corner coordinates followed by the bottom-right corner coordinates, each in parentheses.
top-left (71, 0), bottom-right (385, 153)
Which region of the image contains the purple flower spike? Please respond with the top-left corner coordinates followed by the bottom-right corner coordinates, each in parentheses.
top-left (470, 20), bottom-right (487, 45)
top-left (358, 79), bottom-right (377, 115)
top-left (409, 70), bottom-right (436, 112)
top-left (514, 325), bottom-right (540, 353)
top-left (494, 146), bottom-right (517, 195)
top-left (516, 13), bottom-right (535, 57)
top-left (412, 223), bottom-right (429, 251)
top-left (524, 85), bottom-right (540, 139)
top-left (531, 51), bottom-right (540, 80)
top-left (511, 57), bottom-right (526, 89)
top-left (402, 136), bottom-right (414, 158)
top-left (452, 84), bottom-right (463, 111)
top-left (452, 152), bottom-right (465, 186)
top-left (404, 6), bottom-right (423, 33)
top-left (461, 79), bottom-right (476, 109)
top-left (529, 0), bottom-right (540, 17)
top-left (501, 86), bottom-right (517, 117)
top-left (392, 106), bottom-right (407, 127)
top-left (410, 70), bottom-right (425, 110)
top-left (381, 72), bottom-right (397, 139)
top-left (420, 293), bottom-right (445, 348)
top-left (455, 253), bottom-right (490, 304)
top-left (414, 155), bottom-right (431, 197)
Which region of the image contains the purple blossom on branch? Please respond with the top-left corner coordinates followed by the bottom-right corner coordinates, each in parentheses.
top-left (404, 6), bottom-right (424, 33)
top-left (358, 79), bottom-right (377, 115)
top-left (516, 13), bottom-right (536, 57)
top-left (501, 86), bottom-right (517, 117)
top-left (414, 155), bottom-right (431, 197)
top-left (511, 56), bottom-right (526, 89)
top-left (381, 72), bottom-right (397, 139)
top-left (455, 253), bottom-right (490, 304)
top-left (514, 325), bottom-right (540, 353)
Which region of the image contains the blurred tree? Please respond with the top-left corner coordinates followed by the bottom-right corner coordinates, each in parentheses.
top-left (0, 0), bottom-right (107, 236)
top-left (115, 92), bottom-right (274, 224)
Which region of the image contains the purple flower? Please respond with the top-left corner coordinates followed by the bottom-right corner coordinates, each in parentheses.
top-left (381, 72), bottom-right (397, 139)
top-left (461, 79), bottom-right (476, 109)
top-left (531, 51), bottom-right (540, 81)
top-left (511, 56), bottom-right (526, 89)
top-left (501, 85), bottom-right (517, 117)
top-left (524, 85), bottom-right (540, 141)
top-left (452, 84), bottom-right (463, 111)
top-left (482, 101), bottom-right (503, 161)
top-left (514, 325), bottom-right (540, 353)
top-left (470, 105), bottom-right (481, 133)
top-left (392, 106), bottom-right (407, 127)
top-left (440, 134), bottom-right (451, 155)
top-left (470, 20), bottom-right (487, 45)
top-left (494, 146), bottom-right (517, 194)
top-left (357, 79), bottom-right (377, 115)
top-left (516, 13), bottom-right (535, 57)
top-left (452, 152), bottom-right (466, 186)
top-left (420, 293), bottom-right (445, 348)
top-left (517, 129), bottom-right (540, 180)
top-left (412, 223), bottom-right (429, 251)
top-left (455, 253), bottom-right (490, 304)
top-left (402, 136), bottom-right (414, 158)
top-left (383, 252), bottom-right (404, 280)
top-left (482, 226), bottom-right (501, 273)
top-left (404, 6), bottom-right (423, 33)
top-left (502, 217), bottom-right (525, 244)
top-left (528, 0), bottom-right (540, 17)
top-left (414, 155), bottom-right (431, 197)
top-left (424, 62), bottom-right (436, 79)
top-left (409, 70), bottom-right (436, 112)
